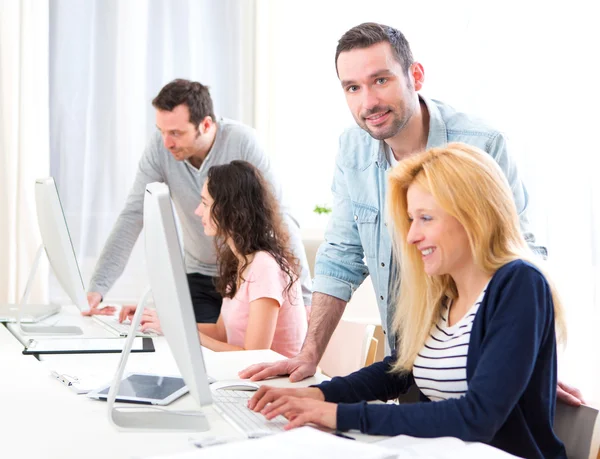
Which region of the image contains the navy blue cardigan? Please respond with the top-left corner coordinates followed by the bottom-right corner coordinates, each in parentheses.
top-left (316, 260), bottom-right (566, 459)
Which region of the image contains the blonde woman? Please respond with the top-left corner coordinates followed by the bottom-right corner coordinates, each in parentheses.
top-left (248, 143), bottom-right (567, 459)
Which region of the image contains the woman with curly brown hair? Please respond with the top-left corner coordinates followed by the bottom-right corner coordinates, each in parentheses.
top-left (193, 160), bottom-right (308, 358)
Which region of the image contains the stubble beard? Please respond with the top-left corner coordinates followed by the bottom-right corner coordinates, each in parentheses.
top-left (358, 104), bottom-right (414, 141)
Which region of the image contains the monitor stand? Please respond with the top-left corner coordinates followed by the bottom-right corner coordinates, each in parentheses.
top-left (17, 244), bottom-right (82, 336)
top-left (107, 288), bottom-right (210, 432)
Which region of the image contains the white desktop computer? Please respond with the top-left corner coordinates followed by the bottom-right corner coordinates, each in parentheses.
top-left (105, 182), bottom-right (287, 434)
top-left (11, 178), bottom-right (90, 335)
top-left (105, 182), bottom-right (213, 431)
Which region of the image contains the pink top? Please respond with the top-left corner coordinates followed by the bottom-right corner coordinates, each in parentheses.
top-left (220, 251), bottom-right (308, 358)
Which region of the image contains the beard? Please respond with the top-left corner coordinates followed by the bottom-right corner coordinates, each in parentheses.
top-left (358, 105), bottom-right (412, 141)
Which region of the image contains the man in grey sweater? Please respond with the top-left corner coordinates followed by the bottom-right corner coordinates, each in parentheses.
top-left (86, 79), bottom-right (311, 323)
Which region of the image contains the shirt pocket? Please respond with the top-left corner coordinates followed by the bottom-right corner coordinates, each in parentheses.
top-left (352, 203), bottom-right (379, 259)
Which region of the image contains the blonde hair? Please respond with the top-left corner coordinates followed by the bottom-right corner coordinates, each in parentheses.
top-left (387, 142), bottom-right (566, 373)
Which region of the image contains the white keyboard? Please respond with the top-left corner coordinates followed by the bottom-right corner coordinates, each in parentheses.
top-left (212, 389), bottom-right (287, 435)
top-left (92, 315), bottom-right (155, 338)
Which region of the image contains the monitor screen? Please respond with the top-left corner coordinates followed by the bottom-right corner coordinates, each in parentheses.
top-left (35, 177), bottom-right (89, 313)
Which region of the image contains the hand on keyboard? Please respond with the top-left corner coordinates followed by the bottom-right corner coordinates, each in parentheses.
top-left (212, 389), bottom-right (287, 435)
top-left (119, 306), bottom-right (163, 335)
top-left (93, 314), bottom-right (157, 338)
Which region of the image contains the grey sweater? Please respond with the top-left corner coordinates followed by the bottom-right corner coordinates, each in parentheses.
top-left (89, 118), bottom-right (312, 306)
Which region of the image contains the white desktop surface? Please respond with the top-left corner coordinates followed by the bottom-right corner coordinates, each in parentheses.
top-left (1, 308), bottom-right (515, 459)
top-left (0, 309), bottom-right (340, 459)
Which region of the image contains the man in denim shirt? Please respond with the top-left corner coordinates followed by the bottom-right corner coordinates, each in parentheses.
top-left (240, 22), bottom-right (584, 407)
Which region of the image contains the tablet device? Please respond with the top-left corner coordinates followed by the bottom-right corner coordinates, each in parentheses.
top-left (23, 337), bottom-right (155, 355)
top-left (87, 373), bottom-right (188, 405)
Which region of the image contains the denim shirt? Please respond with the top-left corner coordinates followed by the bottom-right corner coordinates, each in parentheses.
top-left (313, 95), bottom-right (536, 350)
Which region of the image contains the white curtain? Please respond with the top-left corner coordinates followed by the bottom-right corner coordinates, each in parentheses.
top-left (49, 0), bottom-right (255, 303)
top-left (256, 0), bottom-right (600, 403)
top-left (0, 0), bottom-right (50, 304)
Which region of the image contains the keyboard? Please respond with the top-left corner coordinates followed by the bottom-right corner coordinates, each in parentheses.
top-left (92, 315), bottom-right (155, 338)
top-left (212, 389), bottom-right (287, 435)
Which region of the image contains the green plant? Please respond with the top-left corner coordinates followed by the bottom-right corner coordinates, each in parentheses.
top-left (313, 204), bottom-right (332, 215)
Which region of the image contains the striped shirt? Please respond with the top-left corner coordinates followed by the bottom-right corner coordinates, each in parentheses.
top-left (413, 286), bottom-right (488, 401)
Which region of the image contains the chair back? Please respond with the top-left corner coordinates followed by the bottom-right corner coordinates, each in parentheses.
top-left (319, 319), bottom-right (377, 378)
top-left (553, 402), bottom-right (600, 459)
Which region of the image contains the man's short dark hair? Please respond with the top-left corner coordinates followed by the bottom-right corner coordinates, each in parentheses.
top-left (335, 22), bottom-right (414, 75)
top-left (152, 79), bottom-right (215, 126)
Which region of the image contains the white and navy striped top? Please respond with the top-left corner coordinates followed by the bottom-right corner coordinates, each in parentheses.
top-left (413, 286), bottom-right (488, 401)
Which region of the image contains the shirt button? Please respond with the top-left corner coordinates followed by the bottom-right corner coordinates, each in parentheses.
top-left (381, 262), bottom-right (385, 267)
top-left (383, 330), bottom-right (387, 335)
top-left (354, 215), bottom-right (358, 221)
top-left (384, 221), bottom-right (388, 227)
top-left (380, 295), bottom-right (384, 300)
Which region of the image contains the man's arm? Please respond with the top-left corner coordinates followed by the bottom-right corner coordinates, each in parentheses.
top-left (238, 293), bottom-right (347, 382)
top-left (88, 135), bottom-right (164, 300)
top-left (300, 293), bottom-right (346, 366)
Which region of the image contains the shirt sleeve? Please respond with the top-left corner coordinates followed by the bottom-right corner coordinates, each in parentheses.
top-left (88, 135), bottom-right (164, 296)
top-left (312, 134), bottom-right (370, 302)
top-left (335, 264), bottom-right (556, 441)
top-left (316, 353), bottom-right (413, 404)
top-left (246, 254), bottom-right (286, 306)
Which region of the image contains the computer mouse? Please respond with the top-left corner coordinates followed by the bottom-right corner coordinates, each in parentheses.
top-left (210, 379), bottom-right (260, 391)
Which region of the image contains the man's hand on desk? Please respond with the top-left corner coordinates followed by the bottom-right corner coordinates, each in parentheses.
top-left (119, 306), bottom-right (163, 335)
top-left (238, 352), bottom-right (318, 382)
top-left (249, 385), bottom-right (336, 430)
top-left (81, 292), bottom-right (116, 316)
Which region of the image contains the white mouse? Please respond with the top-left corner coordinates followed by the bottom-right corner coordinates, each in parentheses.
top-left (210, 379), bottom-right (260, 391)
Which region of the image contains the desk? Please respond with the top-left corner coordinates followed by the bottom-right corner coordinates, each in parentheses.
top-left (1, 311), bottom-right (365, 459)
top-left (1, 310), bottom-right (516, 459)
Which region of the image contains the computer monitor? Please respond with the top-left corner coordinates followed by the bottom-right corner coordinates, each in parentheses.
top-left (34, 177), bottom-right (89, 313)
top-left (104, 182), bottom-right (213, 432)
top-left (143, 181), bottom-right (213, 409)
top-left (14, 178), bottom-right (89, 335)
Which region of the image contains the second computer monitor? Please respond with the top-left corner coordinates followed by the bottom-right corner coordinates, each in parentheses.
top-left (35, 177), bottom-right (89, 313)
top-left (143, 181), bottom-right (213, 408)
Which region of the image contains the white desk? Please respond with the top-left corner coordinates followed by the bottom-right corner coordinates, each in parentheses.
top-left (1, 310), bottom-right (515, 459)
top-left (1, 311), bottom-right (362, 459)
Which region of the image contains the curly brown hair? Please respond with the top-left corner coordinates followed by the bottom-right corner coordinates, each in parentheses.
top-left (206, 161), bottom-right (299, 299)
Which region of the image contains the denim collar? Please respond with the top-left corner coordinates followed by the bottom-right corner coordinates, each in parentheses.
top-left (423, 95), bottom-right (448, 150)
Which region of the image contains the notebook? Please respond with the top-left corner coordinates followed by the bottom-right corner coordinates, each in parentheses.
top-left (23, 337), bottom-right (155, 355)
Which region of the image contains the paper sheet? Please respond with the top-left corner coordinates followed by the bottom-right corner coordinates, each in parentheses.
top-left (145, 426), bottom-right (398, 459)
top-left (46, 364), bottom-right (112, 394)
top-left (376, 434), bottom-right (521, 458)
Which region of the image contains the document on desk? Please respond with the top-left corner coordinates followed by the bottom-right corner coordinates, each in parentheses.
top-left (47, 363), bottom-right (112, 394)
top-left (376, 434), bottom-right (521, 458)
top-left (144, 427), bottom-right (398, 459)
